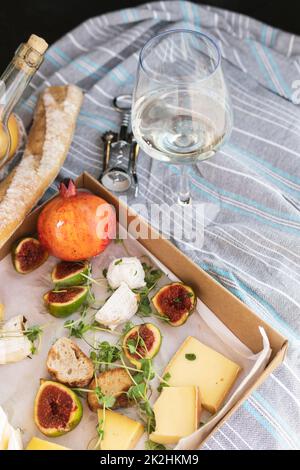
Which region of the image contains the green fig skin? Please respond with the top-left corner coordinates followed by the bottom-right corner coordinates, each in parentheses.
top-left (34, 381), bottom-right (83, 437)
top-left (43, 286), bottom-right (88, 318)
top-left (51, 261), bottom-right (91, 287)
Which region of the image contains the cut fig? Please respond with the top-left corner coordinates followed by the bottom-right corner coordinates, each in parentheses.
top-left (12, 237), bottom-right (48, 274)
top-left (152, 282), bottom-right (196, 327)
top-left (123, 323), bottom-right (162, 368)
top-left (51, 260), bottom-right (91, 287)
top-left (43, 286), bottom-right (88, 318)
top-left (34, 380), bottom-right (82, 437)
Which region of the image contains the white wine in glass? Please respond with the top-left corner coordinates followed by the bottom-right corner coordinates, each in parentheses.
top-left (132, 29), bottom-right (233, 204)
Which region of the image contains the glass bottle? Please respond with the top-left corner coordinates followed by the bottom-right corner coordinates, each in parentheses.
top-left (0, 34), bottom-right (48, 168)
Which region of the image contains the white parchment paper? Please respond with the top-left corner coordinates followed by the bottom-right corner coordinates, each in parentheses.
top-left (0, 225), bottom-right (271, 450)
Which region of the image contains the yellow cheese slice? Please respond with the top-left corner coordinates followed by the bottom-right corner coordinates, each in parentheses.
top-left (97, 409), bottom-right (144, 450)
top-left (26, 437), bottom-right (69, 450)
top-left (150, 386), bottom-right (199, 445)
top-left (164, 336), bottom-right (241, 414)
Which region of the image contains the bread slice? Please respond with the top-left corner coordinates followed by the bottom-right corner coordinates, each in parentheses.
top-left (87, 368), bottom-right (133, 412)
top-left (0, 85), bottom-right (83, 247)
top-left (47, 337), bottom-right (94, 388)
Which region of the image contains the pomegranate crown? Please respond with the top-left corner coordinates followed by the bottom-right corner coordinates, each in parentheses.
top-left (59, 179), bottom-right (77, 198)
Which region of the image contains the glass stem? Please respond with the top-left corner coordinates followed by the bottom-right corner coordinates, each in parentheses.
top-left (178, 165), bottom-right (191, 205)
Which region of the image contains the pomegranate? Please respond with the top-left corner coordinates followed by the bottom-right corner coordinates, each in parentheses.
top-left (38, 179), bottom-right (116, 261)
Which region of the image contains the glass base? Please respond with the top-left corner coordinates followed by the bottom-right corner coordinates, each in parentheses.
top-left (163, 164), bottom-right (194, 206)
top-left (178, 192), bottom-right (191, 206)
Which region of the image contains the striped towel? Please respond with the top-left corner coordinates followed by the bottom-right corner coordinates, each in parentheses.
top-left (16, 1), bottom-right (300, 450)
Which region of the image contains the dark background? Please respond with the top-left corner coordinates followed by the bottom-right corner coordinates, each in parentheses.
top-left (1, 0), bottom-right (299, 70)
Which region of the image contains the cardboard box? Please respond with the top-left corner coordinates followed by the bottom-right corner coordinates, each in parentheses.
top-left (0, 172), bottom-right (288, 449)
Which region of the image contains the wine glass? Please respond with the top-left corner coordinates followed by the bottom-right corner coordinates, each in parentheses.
top-left (132, 29), bottom-right (233, 205)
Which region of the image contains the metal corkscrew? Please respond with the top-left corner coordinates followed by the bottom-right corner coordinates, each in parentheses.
top-left (101, 131), bottom-right (117, 175)
top-left (100, 94), bottom-right (139, 195)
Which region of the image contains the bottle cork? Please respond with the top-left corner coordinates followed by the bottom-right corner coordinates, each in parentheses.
top-left (14, 34), bottom-right (48, 73)
top-left (27, 34), bottom-right (48, 55)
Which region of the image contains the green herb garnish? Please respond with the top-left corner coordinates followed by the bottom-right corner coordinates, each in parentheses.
top-left (185, 353), bottom-right (196, 361)
top-left (94, 386), bottom-right (116, 408)
top-left (126, 338), bottom-right (138, 355)
top-left (157, 372), bottom-right (171, 392)
top-left (91, 341), bottom-right (121, 371)
top-left (137, 295), bottom-right (152, 317)
top-left (24, 325), bottom-right (43, 355)
top-left (122, 321), bottom-right (135, 336)
top-left (145, 440), bottom-right (167, 450)
top-left (142, 264), bottom-right (163, 290)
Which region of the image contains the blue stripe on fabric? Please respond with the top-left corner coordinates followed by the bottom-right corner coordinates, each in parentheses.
top-left (52, 46), bottom-right (71, 63)
top-left (73, 63), bottom-right (103, 80)
top-left (45, 53), bottom-right (61, 69)
top-left (199, 262), bottom-right (299, 341)
top-left (191, 2), bottom-right (201, 31)
top-left (82, 57), bottom-right (109, 73)
top-left (77, 118), bottom-right (105, 132)
top-left (188, 167), bottom-right (300, 224)
top-left (228, 143), bottom-right (300, 186)
top-left (243, 401), bottom-right (290, 448)
top-left (262, 45), bottom-right (291, 99)
top-left (271, 29), bottom-right (278, 48)
top-left (247, 39), bottom-right (277, 93)
top-left (252, 391), bottom-right (300, 447)
top-left (130, 7), bottom-right (139, 21)
top-left (53, 46), bottom-right (106, 76)
top-left (107, 69), bottom-right (133, 84)
top-left (179, 0), bottom-right (188, 22)
top-left (52, 46), bottom-right (127, 83)
top-left (121, 9), bottom-right (130, 23)
top-left (261, 25), bottom-right (268, 45)
top-left (20, 100), bottom-right (34, 112)
top-left (115, 163), bottom-right (300, 235)
top-left (226, 144), bottom-right (300, 197)
top-left (79, 111), bottom-right (117, 130)
top-left (194, 183), bottom-right (300, 235)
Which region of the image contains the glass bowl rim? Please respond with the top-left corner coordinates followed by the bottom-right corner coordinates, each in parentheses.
top-left (139, 28), bottom-right (221, 84)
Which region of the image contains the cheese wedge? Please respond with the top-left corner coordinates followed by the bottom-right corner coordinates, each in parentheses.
top-left (107, 257), bottom-right (146, 290)
top-left (95, 282), bottom-right (138, 330)
top-left (0, 406), bottom-right (23, 450)
top-left (26, 437), bottom-right (69, 450)
top-left (97, 409), bottom-right (144, 450)
top-left (150, 386), bottom-right (199, 445)
top-left (0, 315), bottom-right (32, 364)
top-left (164, 336), bottom-right (241, 414)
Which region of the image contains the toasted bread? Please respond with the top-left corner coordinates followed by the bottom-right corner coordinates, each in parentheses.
top-left (87, 367), bottom-right (133, 412)
top-left (47, 337), bottom-right (94, 388)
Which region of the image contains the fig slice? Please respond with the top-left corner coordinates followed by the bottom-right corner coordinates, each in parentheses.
top-left (51, 260), bottom-right (91, 287)
top-left (34, 380), bottom-right (82, 437)
top-left (12, 237), bottom-right (48, 274)
top-left (122, 323), bottom-right (162, 369)
top-left (152, 282), bottom-right (196, 327)
top-left (43, 286), bottom-right (88, 318)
